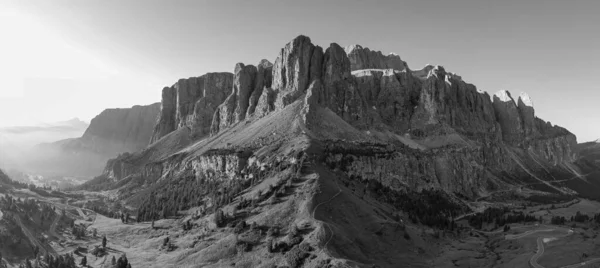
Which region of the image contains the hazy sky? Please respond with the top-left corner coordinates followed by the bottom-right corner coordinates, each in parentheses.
top-left (0, 0), bottom-right (598, 141)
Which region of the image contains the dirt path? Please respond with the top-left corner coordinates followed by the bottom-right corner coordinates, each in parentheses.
top-left (505, 148), bottom-right (568, 194)
top-left (49, 214), bottom-right (61, 238)
top-left (311, 178), bottom-right (342, 254)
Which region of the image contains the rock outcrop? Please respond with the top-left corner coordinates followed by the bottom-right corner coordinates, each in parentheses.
top-left (517, 92), bottom-right (536, 139)
top-left (210, 60), bottom-right (274, 134)
top-left (411, 66), bottom-right (498, 138)
top-left (247, 59), bottom-right (274, 117)
top-left (345, 44), bottom-right (407, 71)
top-left (271, 35), bottom-right (318, 110)
top-left (151, 72), bottom-right (233, 143)
top-left (80, 103), bottom-right (161, 154)
top-left (492, 90), bottom-right (524, 145)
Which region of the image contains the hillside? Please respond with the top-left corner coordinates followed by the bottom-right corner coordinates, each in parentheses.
top-left (23, 103), bottom-right (161, 177)
top-left (67, 35), bottom-right (600, 267)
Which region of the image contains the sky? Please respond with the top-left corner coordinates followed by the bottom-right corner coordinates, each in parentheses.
top-left (0, 0), bottom-right (598, 141)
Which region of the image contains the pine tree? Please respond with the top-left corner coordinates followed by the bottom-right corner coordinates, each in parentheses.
top-left (80, 255), bottom-right (87, 266)
top-left (102, 236), bottom-right (107, 248)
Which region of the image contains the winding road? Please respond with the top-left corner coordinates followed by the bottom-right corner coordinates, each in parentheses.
top-left (508, 226), bottom-right (600, 268)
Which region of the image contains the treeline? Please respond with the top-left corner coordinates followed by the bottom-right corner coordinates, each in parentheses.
top-left (360, 178), bottom-right (464, 230)
top-left (17, 253), bottom-right (79, 268)
top-left (467, 207), bottom-right (538, 229)
top-left (1, 195), bottom-right (58, 226)
top-left (551, 211), bottom-right (600, 225)
top-left (137, 173), bottom-right (261, 222)
top-left (136, 159), bottom-right (300, 222)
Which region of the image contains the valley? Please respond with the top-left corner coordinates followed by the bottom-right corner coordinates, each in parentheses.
top-left (1, 24), bottom-right (599, 268)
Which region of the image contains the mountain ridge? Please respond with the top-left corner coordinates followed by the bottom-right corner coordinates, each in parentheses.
top-left (25, 103), bottom-right (161, 177)
top-left (86, 35), bottom-right (587, 200)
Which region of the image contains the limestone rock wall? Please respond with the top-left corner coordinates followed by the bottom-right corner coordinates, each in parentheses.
top-left (345, 44), bottom-right (407, 71)
top-left (81, 103), bottom-right (161, 154)
top-left (151, 72), bottom-right (233, 143)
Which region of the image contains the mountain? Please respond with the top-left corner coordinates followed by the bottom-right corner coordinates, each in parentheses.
top-left (0, 118), bottom-right (89, 173)
top-left (74, 35), bottom-right (600, 267)
top-left (23, 103), bottom-right (161, 177)
top-left (0, 118), bottom-right (88, 135)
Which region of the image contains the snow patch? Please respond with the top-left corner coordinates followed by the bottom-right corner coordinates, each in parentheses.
top-left (494, 90), bottom-right (513, 102)
top-left (542, 237), bottom-right (557, 243)
top-left (519, 92), bottom-right (534, 107)
top-left (594, 138), bottom-right (600, 143)
top-left (344, 44), bottom-right (362, 54)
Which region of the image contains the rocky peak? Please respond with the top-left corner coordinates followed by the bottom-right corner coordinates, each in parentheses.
top-left (211, 63), bottom-right (258, 134)
top-left (271, 35), bottom-right (316, 110)
top-left (517, 92), bottom-right (536, 138)
top-left (493, 90), bottom-right (524, 145)
top-left (427, 65), bottom-right (446, 80)
top-left (320, 43), bottom-right (353, 115)
top-left (83, 104), bottom-right (161, 150)
top-left (344, 44), bottom-right (407, 71)
top-left (411, 64), bottom-right (435, 80)
top-left (518, 92), bottom-right (533, 107)
top-left (247, 59), bottom-right (273, 117)
top-left (411, 66), bottom-right (497, 137)
top-left (151, 72), bottom-right (233, 143)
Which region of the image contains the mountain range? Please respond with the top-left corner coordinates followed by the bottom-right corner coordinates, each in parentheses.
top-left (2, 35), bottom-right (599, 267)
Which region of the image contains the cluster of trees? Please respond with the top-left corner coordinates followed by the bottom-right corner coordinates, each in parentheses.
top-left (1, 194), bottom-right (59, 230)
top-left (467, 207), bottom-right (538, 229)
top-left (360, 178), bottom-right (463, 230)
top-left (17, 253), bottom-right (79, 268)
top-left (137, 173), bottom-right (259, 222)
top-left (551, 216), bottom-right (567, 225)
top-left (549, 211), bottom-right (600, 225)
top-left (572, 211), bottom-right (590, 223)
top-left (120, 213), bottom-right (130, 224)
top-left (71, 224), bottom-right (86, 239)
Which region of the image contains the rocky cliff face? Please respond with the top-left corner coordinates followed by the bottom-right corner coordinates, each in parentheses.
top-left (210, 60), bottom-right (273, 134)
top-left (345, 44), bottom-right (407, 71)
top-left (95, 35), bottom-right (580, 200)
top-left (81, 104), bottom-right (161, 154)
top-left (151, 73), bottom-right (233, 143)
top-left (411, 66), bottom-right (498, 139)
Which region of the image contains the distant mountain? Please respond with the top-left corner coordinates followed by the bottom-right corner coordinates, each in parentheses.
top-left (19, 104), bottom-right (161, 177)
top-left (0, 118), bottom-right (88, 134)
top-left (0, 118), bottom-right (89, 171)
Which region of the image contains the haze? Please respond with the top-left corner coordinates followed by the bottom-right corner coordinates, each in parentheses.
top-left (0, 0), bottom-right (598, 142)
